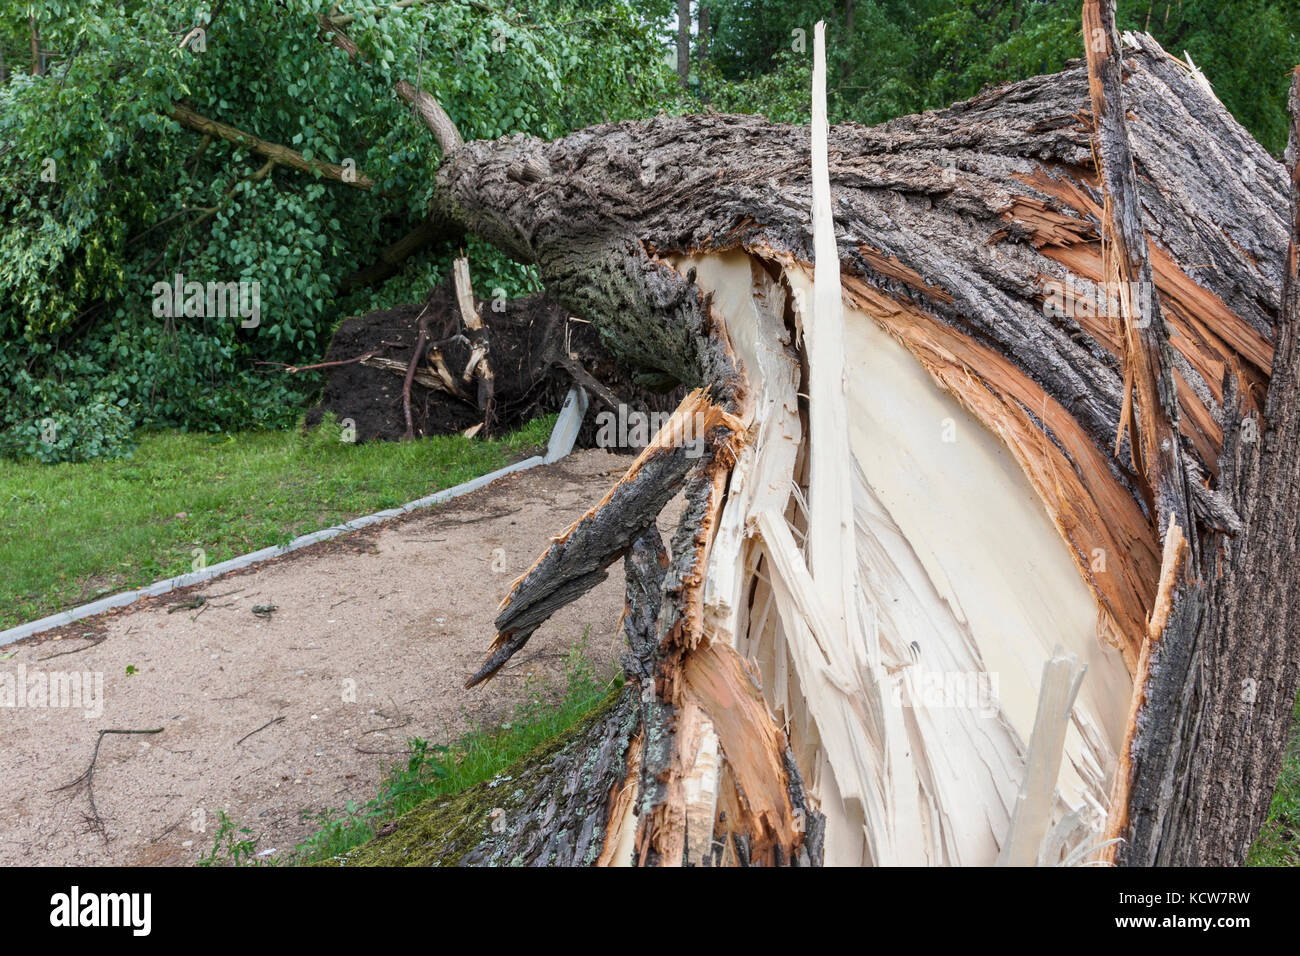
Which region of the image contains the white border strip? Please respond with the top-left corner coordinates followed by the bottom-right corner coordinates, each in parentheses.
top-left (0, 389), bottom-right (588, 648)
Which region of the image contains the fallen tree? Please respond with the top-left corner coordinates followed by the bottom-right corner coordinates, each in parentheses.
top-left (340, 3), bottom-right (1299, 867)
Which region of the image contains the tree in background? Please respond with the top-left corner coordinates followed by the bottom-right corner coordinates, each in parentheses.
top-left (677, 0), bottom-right (692, 86)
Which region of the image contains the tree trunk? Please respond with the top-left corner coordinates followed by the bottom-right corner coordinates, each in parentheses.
top-left (676, 0), bottom-right (691, 89)
top-left (352, 24), bottom-right (1297, 866)
top-left (29, 15), bottom-right (41, 76)
top-left (699, 5), bottom-right (711, 69)
top-left (1156, 67), bottom-right (1300, 866)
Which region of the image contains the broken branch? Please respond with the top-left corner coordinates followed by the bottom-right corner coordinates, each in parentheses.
top-left (167, 103), bottom-right (374, 191)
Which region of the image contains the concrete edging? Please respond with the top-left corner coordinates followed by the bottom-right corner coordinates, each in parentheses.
top-left (0, 388), bottom-right (588, 648)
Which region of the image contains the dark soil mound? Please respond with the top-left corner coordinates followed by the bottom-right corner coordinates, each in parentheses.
top-left (306, 278), bottom-right (682, 447)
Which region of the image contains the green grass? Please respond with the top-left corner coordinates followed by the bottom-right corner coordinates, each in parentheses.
top-left (1249, 696), bottom-right (1300, 866)
top-left (0, 415), bottom-right (555, 629)
top-left (291, 637), bottom-right (616, 865)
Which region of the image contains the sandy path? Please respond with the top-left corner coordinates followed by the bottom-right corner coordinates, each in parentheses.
top-left (0, 449), bottom-right (656, 866)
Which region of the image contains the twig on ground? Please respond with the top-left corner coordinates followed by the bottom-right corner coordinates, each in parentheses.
top-left (361, 717), bottom-right (413, 736)
top-left (235, 715), bottom-right (285, 747)
top-left (167, 597), bottom-right (206, 613)
top-left (52, 728), bottom-right (164, 843)
top-left (38, 635), bottom-right (107, 661)
top-left (438, 509), bottom-right (514, 526)
top-left (149, 818), bottom-right (184, 844)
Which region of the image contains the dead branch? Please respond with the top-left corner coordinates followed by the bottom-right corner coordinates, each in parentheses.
top-left (37, 635), bottom-right (107, 661)
top-left (267, 351), bottom-right (377, 374)
top-left (401, 304), bottom-right (436, 440)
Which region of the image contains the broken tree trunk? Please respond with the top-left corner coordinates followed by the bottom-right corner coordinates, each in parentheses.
top-left (350, 19), bottom-right (1297, 866)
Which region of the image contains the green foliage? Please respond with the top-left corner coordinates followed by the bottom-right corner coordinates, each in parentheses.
top-left (293, 636), bottom-right (615, 865)
top-left (500, 412), bottom-right (558, 453)
top-left (706, 48), bottom-right (813, 124)
top-left (0, 399), bottom-right (136, 464)
top-left (0, 0), bottom-right (679, 461)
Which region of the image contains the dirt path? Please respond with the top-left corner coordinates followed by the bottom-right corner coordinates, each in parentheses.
top-left (0, 449), bottom-right (662, 866)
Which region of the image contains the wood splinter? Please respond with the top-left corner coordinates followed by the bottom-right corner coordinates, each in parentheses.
top-left (452, 255), bottom-right (497, 431)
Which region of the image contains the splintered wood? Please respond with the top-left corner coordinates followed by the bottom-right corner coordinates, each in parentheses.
top-left (660, 21), bottom-right (1129, 865)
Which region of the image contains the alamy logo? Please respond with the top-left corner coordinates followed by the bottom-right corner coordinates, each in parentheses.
top-left (49, 887), bottom-right (151, 936)
top-left (892, 670), bottom-right (1001, 718)
top-left (0, 664), bottom-right (102, 718)
top-left (151, 272), bottom-right (261, 328)
top-left (1043, 275), bottom-right (1154, 324)
top-left (593, 405), bottom-right (707, 458)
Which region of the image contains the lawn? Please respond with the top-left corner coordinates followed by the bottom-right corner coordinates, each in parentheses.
top-left (0, 417), bottom-right (554, 630)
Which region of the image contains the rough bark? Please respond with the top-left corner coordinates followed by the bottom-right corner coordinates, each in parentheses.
top-left (698, 6), bottom-right (711, 72)
top-left (1155, 67), bottom-right (1300, 866)
top-left (1082, 0), bottom-right (1200, 866)
top-left (29, 15), bottom-right (41, 76)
